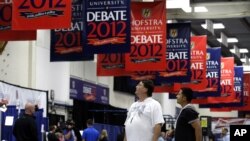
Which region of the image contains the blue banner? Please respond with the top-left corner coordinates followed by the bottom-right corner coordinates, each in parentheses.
top-left (70, 77), bottom-right (109, 105)
top-left (157, 23), bottom-right (191, 83)
top-left (50, 1), bottom-right (94, 61)
top-left (83, 0), bottom-right (131, 54)
top-left (194, 47), bottom-right (221, 97)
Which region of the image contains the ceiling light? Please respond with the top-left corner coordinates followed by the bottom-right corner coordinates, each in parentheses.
top-left (182, 7), bottom-right (192, 13)
top-left (217, 38), bottom-right (238, 43)
top-left (241, 58), bottom-right (246, 63)
top-left (240, 49), bottom-right (248, 53)
top-left (201, 23), bottom-right (225, 29)
top-left (194, 6), bottom-right (208, 13)
top-left (167, 0), bottom-right (190, 9)
top-left (230, 49), bottom-right (249, 53)
top-left (230, 49), bottom-right (235, 53)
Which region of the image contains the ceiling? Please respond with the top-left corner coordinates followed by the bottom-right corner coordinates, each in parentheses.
top-left (167, 0), bottom-right (250, 65)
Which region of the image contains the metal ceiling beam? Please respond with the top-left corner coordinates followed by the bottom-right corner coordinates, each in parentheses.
top-left (167, 1), bottom-right (250, 19)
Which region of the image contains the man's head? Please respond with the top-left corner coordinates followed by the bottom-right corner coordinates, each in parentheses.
top-left (66, 119), bottom-right (74, 130)
top-left (176, 87), bottom-right (193, 106)
top-left (86, 119), bottom-right (94, 127)
top-left (221, 127), bottom-right (228, 136)
top-left (24, 102), bottom-right (36, 115)
top-left (135, 80), bottom-right (154, 98)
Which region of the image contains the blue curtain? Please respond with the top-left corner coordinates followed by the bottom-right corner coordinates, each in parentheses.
top-left (1, 105), bottom-right (18, 141)
top-left (93, 123), bottom-right (123, 141)
top-left (34, 109), bottom-right (44, 141)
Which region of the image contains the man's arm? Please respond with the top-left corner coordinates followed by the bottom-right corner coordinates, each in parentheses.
top-left (123, 134), bottom-right (127, 141)
top-left (152, 123), bottom-right (162, 141)
top-left (191, 120), bottom-right (202, 141)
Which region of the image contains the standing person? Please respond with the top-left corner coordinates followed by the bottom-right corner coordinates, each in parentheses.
top-left (124, 80), bottom-right (164, 141)
top-left (221, 127), bottom-right (230, 141)
top-left (47, 125), bottom-right (59, 141)
top-left (99, 129), bottom-right (108, 141)
top-left (82, 119), bottom-right (99, 141)
top-left (13, 102), bottom-right (38, 141)
top-left (175, 87), bottom-right (202, 141)
top-left (63, 120), bottom-right (76, 141)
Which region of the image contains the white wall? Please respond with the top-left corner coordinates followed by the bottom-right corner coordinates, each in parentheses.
top-left (0, 41), bottom-right (31, 86)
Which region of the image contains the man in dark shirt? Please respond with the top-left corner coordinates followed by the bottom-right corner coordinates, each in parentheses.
top-left (13, 102), bottom-right (38, 141)
top-left (175, 87), bottom-right (202, 141)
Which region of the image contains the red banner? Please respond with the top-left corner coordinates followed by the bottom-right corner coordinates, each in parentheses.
top-left (232, 73), bottom-right (250, 111)
top-left (97, 53), bottom-right (128, 76)
top-left (207, 57), bottom-right (235, 103)
top-left (0, 3), bottom-right (36, 40)
top-left (125, 1), bottom-right (166, 71)
top-left (12, 0), bottom-right (71, 30)
top-left (174, 36), bottom-right (207, 91)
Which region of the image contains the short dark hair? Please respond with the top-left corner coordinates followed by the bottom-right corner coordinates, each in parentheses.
top-left (181, 87), bottom-right (193, 102)
top-left (86, 119), bottom-right (93, 125)
top-left (141, 80), bottom-right (154, 97)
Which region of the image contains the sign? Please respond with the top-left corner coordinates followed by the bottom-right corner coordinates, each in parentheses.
top-left (157, 23), bottom-right (191, 83)
top-left (12, 0), bottom-right (71, 30)
top-left (70, 77), bottom-right (109, 105)
top-left (50, 0), bottom-right (94, 61)
top-left (0, 3), bottom-right (36, 40)
top-left (125, 1), bottom-right (166, 71)
top-left (83, 0), bottom-right (131, 54)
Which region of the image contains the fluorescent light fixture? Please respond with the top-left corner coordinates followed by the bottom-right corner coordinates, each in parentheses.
top-left (201, 23), bottom-right (225, 29)
top-left (194, 6), bottom-right (208, 12)
top-left (167, 0), bottom-right (190, 9)
top-left (241, 58), bottom-right (246, 62)
top-left (230, 49), bottom-right (249, 53)
top-left (240, 58), bottom-right (250, 63)
top-left (217, 38), bottom-right (238, 43)
top-left (230, 49), bottom-right (235, 53)
top-left (240, 49), bottom-right (248, 53)
top-left (182, 7), bottom-right (192, 13)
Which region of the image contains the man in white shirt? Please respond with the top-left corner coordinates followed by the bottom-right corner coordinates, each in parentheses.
top-left (221, 127), bottom-right (230, 141)
top-left (124, 80), bottom-right (164, 141)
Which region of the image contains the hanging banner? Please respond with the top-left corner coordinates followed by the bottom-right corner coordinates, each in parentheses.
top-left (238, 73), bottom-right (250, 111)
top-left (174, 36), bottom-right (207, 91)
top-left (70, 77), bottom-right (109, 105)
top-left (97, 53), bottom-right (127, 76)
top-left (125, 1), bottom-right (166, 71)
top-left (12, 0), bottom-right (71, 30)
top-left (192, 48), bottom-right (221, 104)
top-left (201, 66), bottom-right (243, 109)
top-left (83, 0), bottom-right (131, 54)
top-left (156, 23), bottom-right (191, 83)
top-left (207, 57), bottom-right (235, 104)
top-left (193, 47), bottom-right (221, 97)
top-left (0, 3), bottom-right (36, 41)
top-left (50, 0), bottom-right (94, 61)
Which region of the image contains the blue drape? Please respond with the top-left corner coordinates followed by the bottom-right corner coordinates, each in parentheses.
top-left (1, 108), bottom-right (46, 141)
top-left (34, 109), bottom-right (44, 141)
top-left (93, 123), bottom-right (123, 141)
top-left (1, 106), bottom-right (18, 141)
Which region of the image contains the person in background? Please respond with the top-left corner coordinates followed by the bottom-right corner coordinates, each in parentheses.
top-left (71, 120), bottom-right (82, 141)
top-left (221, 127), bottom-right (230, 141)
top-left (48, 125), bottom-right (59, 141)
top-left (99, 129), bottom-right (108, 141)
top-left (158, 131), bottom-right (166, 141)
top-left (124, 80), bottom-right (164, 141)
top-left (175, 87), bottom-right (202, 141)
top-left (13, 102), bottom-right (38, 141)
top-left (63, 119), bottom-right (76, 141)
top-left (82, 119), bottom-right (99, 141)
